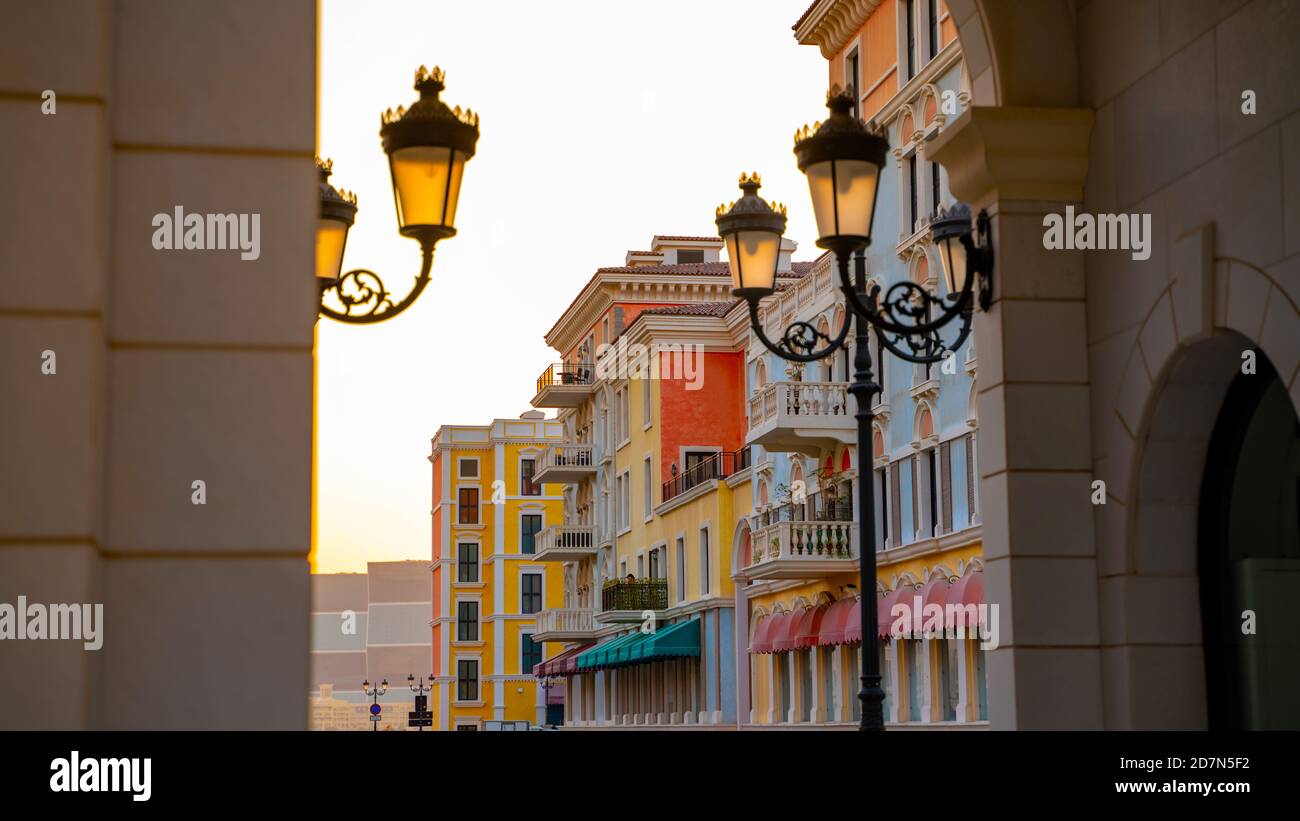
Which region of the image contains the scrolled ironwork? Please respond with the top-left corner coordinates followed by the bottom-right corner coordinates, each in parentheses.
top-left (319, 239), bottom-right (436, 324)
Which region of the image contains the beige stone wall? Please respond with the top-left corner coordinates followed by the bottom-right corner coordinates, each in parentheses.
top-left (937, 0), bottom-right (1300, 729)
top-left (0, 0), bottom-right (317, 729)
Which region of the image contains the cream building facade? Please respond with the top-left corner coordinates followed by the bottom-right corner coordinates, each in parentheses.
top-left (0, 0), bottom-right (316, 729)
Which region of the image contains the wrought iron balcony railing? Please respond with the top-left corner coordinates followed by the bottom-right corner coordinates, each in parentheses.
top-left (601, 578), bottom-right (669, 612)
top-left (660, 447), bottom-right (751, 503)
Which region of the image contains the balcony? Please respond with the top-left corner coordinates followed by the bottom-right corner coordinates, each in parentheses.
top-left (533, 524), bottom-right (598, 562)
top-left (747, 381), bottom-right (854, 454)
top-left (747, 510), bottom-right (859, 581)
top-left (660, 447), bottom-right (750, 503)
top-left (531, 362), bottom-right (595, 408)
top-left (532, 607), bottom-right (597, 642)
top-left (598, 578), bottom-right (669, 623)
top-left (533, 443), bottom-right (596, 485)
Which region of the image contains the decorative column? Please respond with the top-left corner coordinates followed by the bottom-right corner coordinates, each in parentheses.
top-left (930, 105), bottom-right (1102, 729)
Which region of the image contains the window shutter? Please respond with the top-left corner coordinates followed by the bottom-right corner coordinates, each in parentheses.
top-left (612, 307), bottom-right (625, 341)
top-left (910, 455), bottom-right (920, 535)
top-left (940, 441), bottom-right (953, 533)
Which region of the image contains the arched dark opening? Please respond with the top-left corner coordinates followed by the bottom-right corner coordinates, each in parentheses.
top-left (1198, 350), bottom-right (1300, 730)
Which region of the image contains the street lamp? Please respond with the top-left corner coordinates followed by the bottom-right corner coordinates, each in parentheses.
top-left (717, 88), bottom-right (994, 732)
top-left (317, 65), bottom-right (480, 324)
top-left (316, 158), bottom-right (358, 292)
top-left (362, 678), bottom-right (388, 732)
top-left (408, 674), bottom-right (434, 731)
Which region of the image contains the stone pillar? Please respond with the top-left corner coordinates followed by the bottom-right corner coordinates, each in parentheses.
top-left (930, 106), bottom-right (1103, 729)
top-left (0, 0), bottom-right (315, 730)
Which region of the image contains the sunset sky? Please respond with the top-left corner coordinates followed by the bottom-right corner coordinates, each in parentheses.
top-left (315, 0), bottom-right (827, 573)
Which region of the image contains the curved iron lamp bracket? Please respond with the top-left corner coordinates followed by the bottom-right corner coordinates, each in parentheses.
top-left (746, 208), bottom-right (991, 366)
top-left (319, 238), bottom-right (436, 324)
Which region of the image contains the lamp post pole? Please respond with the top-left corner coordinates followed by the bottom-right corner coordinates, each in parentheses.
top-left (715, 91), bottom-right (994, 731)
top-left (847, 252), bottom-right (886, 730)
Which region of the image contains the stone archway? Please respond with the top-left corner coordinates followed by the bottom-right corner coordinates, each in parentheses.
top-left (929, 0), bottom-right (1300, 729)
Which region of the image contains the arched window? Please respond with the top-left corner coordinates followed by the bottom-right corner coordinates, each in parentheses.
top-left (817, 316), bottom-right (833, 381)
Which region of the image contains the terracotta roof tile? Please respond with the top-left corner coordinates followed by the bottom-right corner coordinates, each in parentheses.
top-left (652, 235), bottom-right (724, 243)
top-left (636, 301), bottom-right (738, 318)
top-left (793, 0), bottom-right (821, 31)
top-left (594, 261), bottom-right (816, 277)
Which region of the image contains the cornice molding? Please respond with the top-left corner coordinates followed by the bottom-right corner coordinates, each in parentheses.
top-left (795, 0), bottom-right (885, 59)
top-left (928, 106), bottom-right (1094, 206)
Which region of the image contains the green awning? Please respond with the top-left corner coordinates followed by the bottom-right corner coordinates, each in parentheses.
top-left (627, 619), bottom-right (700, 665)
top-left (576, 632), bottom-right (642, 671)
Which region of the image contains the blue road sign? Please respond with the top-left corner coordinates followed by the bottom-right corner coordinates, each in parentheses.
top-left (370, 703), bottom-right (382, 716)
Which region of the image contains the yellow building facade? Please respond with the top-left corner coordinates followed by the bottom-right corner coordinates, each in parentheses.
top-left (429, 415), bottom-right (567, 730)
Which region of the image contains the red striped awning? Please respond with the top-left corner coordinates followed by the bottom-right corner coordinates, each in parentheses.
top-left (843, 598), bottom-right (863, 644)
top-left (533, 642), bottom-right (593, 678)
top-left (920, 576), bottom-right (952, 635)
top-left (817, 598), bottom-right (856, 646)
top-left (946, 569), bottom-right (984, 631)
top-left (751, 610), bottom-right (792, 654)
top-left (878, 586), bottom-right (914, 639)
top-left (773, 605), bottom-right (827, 651)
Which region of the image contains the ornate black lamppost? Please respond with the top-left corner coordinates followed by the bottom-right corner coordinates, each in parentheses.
top-left (362, 678), bottom-right (388, 732)
top-left (407, 674), bottom-right (433, 732)
top-left (315, 65), bottom-right (479, 323)
top-left (716, 89), bottom-right (994, 731)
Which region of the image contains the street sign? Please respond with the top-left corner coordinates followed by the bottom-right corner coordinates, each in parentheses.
top-left (370, 703), bottom-right (381, 716)
top-left (407, 714), bottom-right (432, 728)
top-left (414, 694), bottom-right (427, 712)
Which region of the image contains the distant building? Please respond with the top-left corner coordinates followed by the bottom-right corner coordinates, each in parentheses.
top-left (428, 415), bottom-right (567, 730)
top-left (310, 561), bottom-right (431, 730)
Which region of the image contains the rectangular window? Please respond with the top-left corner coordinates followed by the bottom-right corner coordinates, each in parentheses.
top-left (676, 249), bottom-right (705, 264)
top-left (940, 639), bottom-right (960, 721)
top-left (907, 155), bottom-right (918, 232)
top-left (820, 646), bottom-right (836, 722)
top-left (643, 456), bottom-right (653, 516)
top-left (456, 659), bottom-right (479, 701)
top-left (457, 487), bottom-right (479, 525)
top-left (521, 459), bottom-right (540, 496)
top-left (699, 527), bottom-right (710, 596)
top-left (899, 459), bottom-right (915, 544)
top-left (675, 537), bottom-right (686, 603)
top-left (951, 436), bottom-right (969, 528)
top-left (931, 161), bottom-right (942, 218)
top-left (776, 653), bottom-right (791, 722)
top-left (649, 546), bottom-right (661, 580)
top-left (458, 458), bottom-right (478, 478)
top-left (928, 0), bottom-right (940, 60)
top-left (457, 543), bottom-right (479, 583)
top-left (618, 471), bottom-right (630, 531)
top-left (846, 644), bottom-right (862, 722)
top-left (521, 573), bottom-right (543, 614)
top-left (457, 600), bottom-right (479, 642)
top-left (926, 447), bottom-right (938, 538)
top-left (876, 466), bottom-right (890, 548)
top-left (521, 633), bottom-right (542, 673)
top-left (906, 640), bottom-right (923, 722)
top-left (880, 643), bottom-right (892, 721)
top-left (846, 49), bottom-right (860, 119)
top-left (798, 649), bottom-right (813, 723)
top-left (939, 441), bottom-right (952, 533)
top-left (905, 0), bottom-right (917, 78)
top-left (642, 378), bottom-right (652, 427)
top-left (974, 639), bottom-right (988, 720)
top-left (521, 514), bottom-right (542, 554)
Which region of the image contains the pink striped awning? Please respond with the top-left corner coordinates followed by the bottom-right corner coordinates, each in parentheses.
top-left (946, 569), bottom-right (984, 630)
top-left (817, 598), bottom-right (857, 646)
top-left (532, 643), bottom-right (593, 678)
